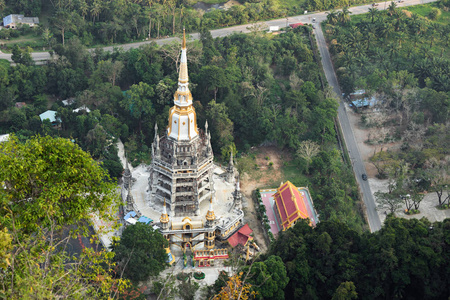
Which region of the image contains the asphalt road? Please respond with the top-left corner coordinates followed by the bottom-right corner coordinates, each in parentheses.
top-left (313, 24), bottom-right (383, 232)
top-left (0, 0), bottom-right (437, 62)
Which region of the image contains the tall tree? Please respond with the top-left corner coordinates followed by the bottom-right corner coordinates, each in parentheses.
top-left (122, 82), bottom-right (155, 133)
top-left (0, 135), bottom-right (119, 233)
top-left (112, 222), bottom-right (168, 283)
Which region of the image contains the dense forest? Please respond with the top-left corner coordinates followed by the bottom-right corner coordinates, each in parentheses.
top-left (1, 0), bottom-right (395, 49)
top-left (324, 2), bottom-right (449, 213)
top-left (258, 217), bottom-right (450, 300)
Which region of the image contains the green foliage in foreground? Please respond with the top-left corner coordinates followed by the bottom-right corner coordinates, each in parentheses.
top-left (268, 217), bottom-right (450, 299)
top-left (0, 135), bottom-right (119, 233)
top-left (111, 222), bottom-right (168, 283)
top-left (0, 135), bottom-right (129, 299)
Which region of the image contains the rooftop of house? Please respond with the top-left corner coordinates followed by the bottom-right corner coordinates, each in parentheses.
top-left (273, 181), bottom-right (318, 229)
top-left (227, 223), bottom-right (253, 247)
top-left (39, 110), bottom-right (58, 123)
top-left (3, 14), bottom-right (39, 26)
top-left (0, 134), bottom-right (10, 143)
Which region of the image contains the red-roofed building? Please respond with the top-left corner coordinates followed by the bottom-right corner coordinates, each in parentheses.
top-left (289, 23), bottom-right (304, 29)
top-left (273, 181), bottom-right (318, 231)
top-left (227, 224), bottom-right (253, 248)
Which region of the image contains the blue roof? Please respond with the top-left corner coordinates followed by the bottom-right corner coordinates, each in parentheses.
top-left (39, 110), bottom-right (59, 123)
top-left (138, 216), bottom-right (153, 224)
top-left (352, 97), bottom-right (377, 108)
top-left (124, 211), bottom-right (137, 221)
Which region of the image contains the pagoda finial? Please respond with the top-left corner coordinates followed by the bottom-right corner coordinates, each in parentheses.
top-left (160, 198), bottom-right (169, 227)
top-left (182, 27), bottom-right (186, 49)
top-left (206, 195), bottom-right (215, 223)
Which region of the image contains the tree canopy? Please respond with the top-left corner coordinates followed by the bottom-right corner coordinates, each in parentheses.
top-left (0, 135), bottom-right (119, 233)
top-left (267, 217), bottom-right (450, 299)
top-left (111, 222), bottom-right (168, 283)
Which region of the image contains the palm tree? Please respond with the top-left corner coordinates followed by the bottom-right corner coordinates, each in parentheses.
top-left (387, 1), bottom-right (397, 16)
top-left (0, 0), bottom-right (5, 13)
top-left (368, 7), bottom-right (379, 23)
top-left (78, 0), bottom-right (88, 21)
top-left (90, 0), bottom-right (102, 25)
top-left (326, 9), bottom-right (339, 25)
top-left (339, 7), bottom-right (352, 25)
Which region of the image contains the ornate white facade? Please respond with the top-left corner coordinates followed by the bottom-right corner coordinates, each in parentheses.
top-left (149, 29), bottom-right (214, 216)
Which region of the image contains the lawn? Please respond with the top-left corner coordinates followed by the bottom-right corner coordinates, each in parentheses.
top-left (0, 33), bottom-right (41, 45)
top-left (405, 3), bottom-right (450, 24)
top-left (189, 0), bottom-right (229, 4)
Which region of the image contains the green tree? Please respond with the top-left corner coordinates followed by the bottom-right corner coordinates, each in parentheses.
top-left (177, 276), bottom-right (200, 300)
top-left (112, 222), bottom-right (168, 283)
top-left (51, 10), bottom-right (79, 46)
top-left (246, 255), bottom-right (289, 300)
top-left (0, 135), bottom-right (119, 233)
top-left (205, 100), bottom-right (234, 157)
top-left (332, 282), bottom-right (358, 300)
top-left (375, 191), bottom-right (402, 215)
top-left (122, 82), bottom-right (155, 133)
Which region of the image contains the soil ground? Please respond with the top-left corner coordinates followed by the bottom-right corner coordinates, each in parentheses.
top-left (345, 103), bottom-right (450, 224)
top-left (238, 146), bottom-right (293, 252)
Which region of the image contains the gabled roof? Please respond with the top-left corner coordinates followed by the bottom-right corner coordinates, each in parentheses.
top-left (39, 110), bottom-right (59, 123)
top-left (227, 224), bottom-right (253, 247)
top-left (273, 181), bottom-right (318, 230)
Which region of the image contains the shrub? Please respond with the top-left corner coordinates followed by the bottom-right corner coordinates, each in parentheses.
top-left (176, 272), bottom-right (190, 281)
top-left (194, 272), bottom-right (205, 280)
top-left (428, 8), bottom-right (441, 20)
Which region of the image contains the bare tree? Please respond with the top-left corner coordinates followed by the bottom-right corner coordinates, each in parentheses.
top-left (296, 140), bottom-right (320, 173)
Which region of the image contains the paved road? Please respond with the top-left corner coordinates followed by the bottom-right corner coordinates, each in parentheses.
top-left (0, 0), bottom-right (437, 62)
top-left (313, 24), bottom-right (383, 232)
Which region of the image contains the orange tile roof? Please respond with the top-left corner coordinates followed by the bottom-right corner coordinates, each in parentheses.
top-left (274, 181), bottom-right (316, 230)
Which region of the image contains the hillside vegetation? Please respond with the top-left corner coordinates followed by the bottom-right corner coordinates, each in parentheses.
top-left (324, 2), bottom-right (449, 213)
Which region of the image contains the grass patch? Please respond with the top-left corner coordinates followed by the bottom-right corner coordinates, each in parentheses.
top-left (281, 163), bottom-right (310, 187)
top-left (405, 3), bottom-right (450, 25)
top-left (190, 0), bottom-right (228, 4)
top-left (0, 33), bottom-right (40, 45)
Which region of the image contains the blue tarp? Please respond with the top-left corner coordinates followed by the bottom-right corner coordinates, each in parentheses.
top-left (352, 97), bottom-right (377, 108)
top-left (138, 216), bottom-right (153, 224)
top-left (124, 211), bottom-right (137, 221)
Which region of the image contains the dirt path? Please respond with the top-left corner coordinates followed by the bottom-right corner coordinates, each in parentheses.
top-left (239, 146), bottom-right (292, 252)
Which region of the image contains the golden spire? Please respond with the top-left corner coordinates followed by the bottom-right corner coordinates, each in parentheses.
top-left (206, 196), bottom-right (215, 221)
top-left (166, 26), bottom-right (199, 141)
top-left (178, 28), bottom-right (189, 84)
top-left (182, 28), bottom-right (186, 49)
top-left (160, 198), bottom-right (169, 224)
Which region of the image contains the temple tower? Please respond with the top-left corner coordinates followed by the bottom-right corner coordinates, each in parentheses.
top-left (205, 197), bottom-right (216, 249)
top-left (160, 199), bottom-right (170, 231)
top-left (126, 185), bottom-right (134, 213)
top-left (149, 29), bottom-right (214, 216)
top-left (226, 152), bottom-right (235, 183)
top-left (123, 156), bottom-right (132, 190)
top-left (234, 178), bottom-right (242, 208)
